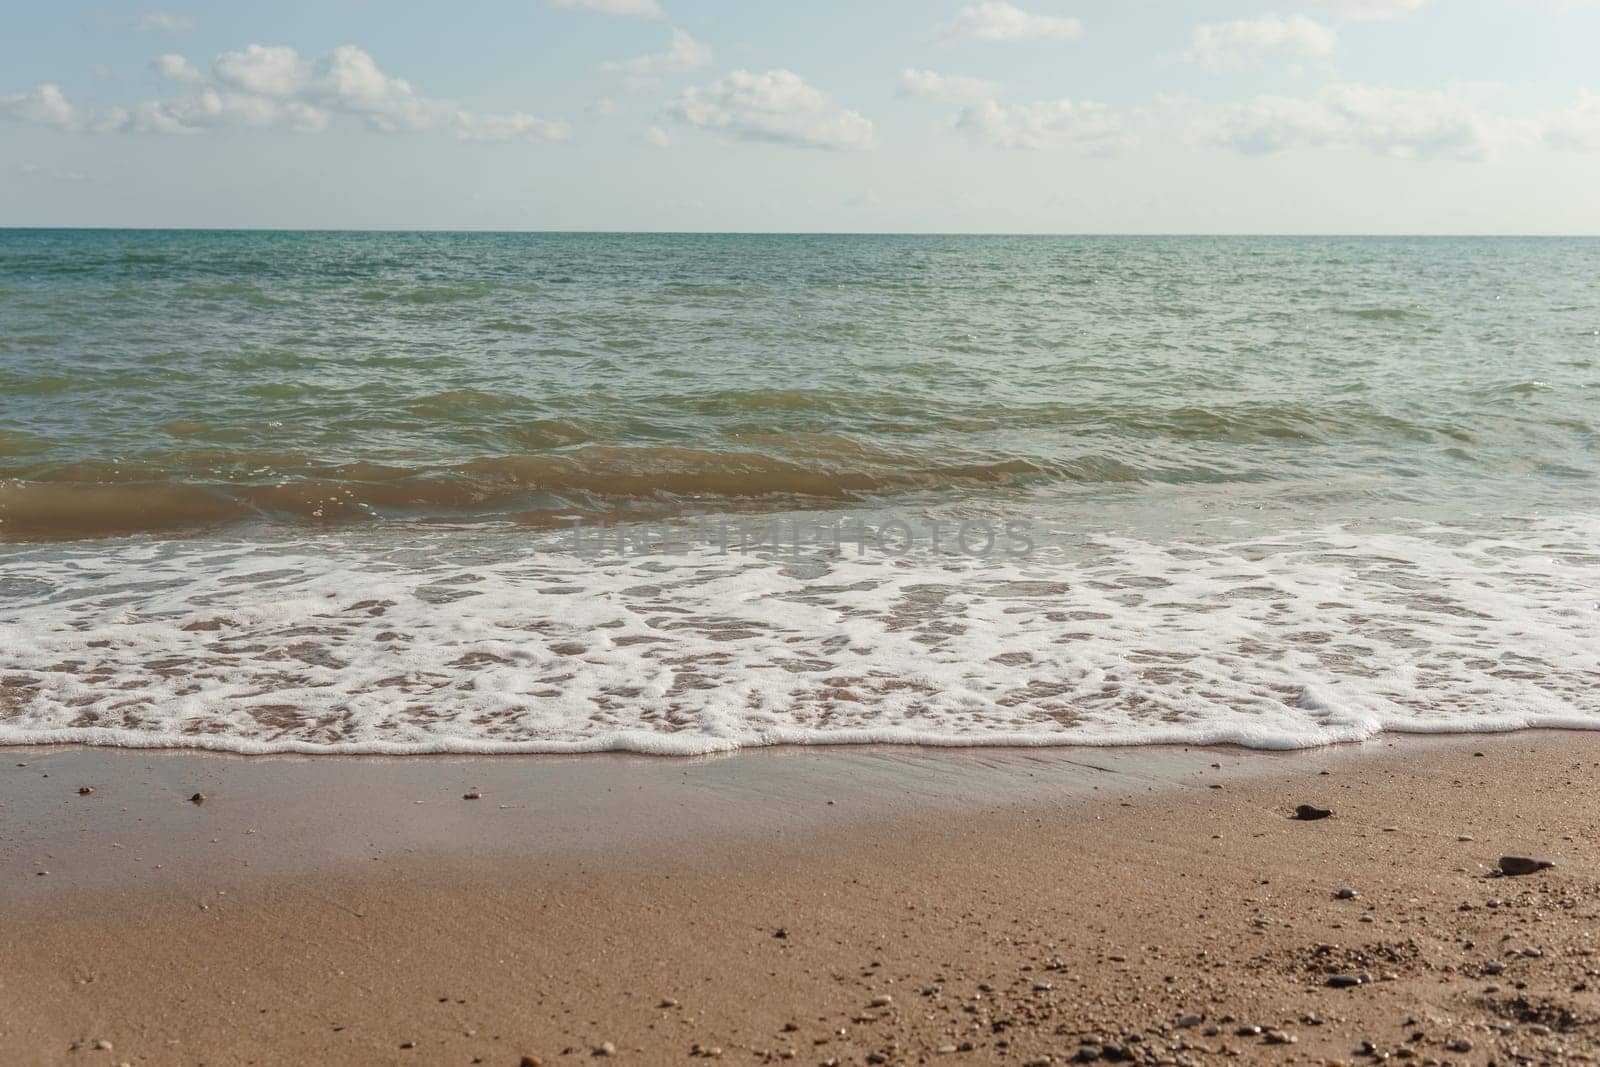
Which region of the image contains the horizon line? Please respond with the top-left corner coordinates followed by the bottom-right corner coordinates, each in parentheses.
top-left (2, 226), bottom-right (1599, 238)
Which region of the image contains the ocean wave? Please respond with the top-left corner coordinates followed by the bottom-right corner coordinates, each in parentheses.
top-left (0, 444), bottom-right (1047, 540)
top-left (2, 516), bottom-right (1595, 754)
top-left (1337, 306), bottom-right (1424, 321)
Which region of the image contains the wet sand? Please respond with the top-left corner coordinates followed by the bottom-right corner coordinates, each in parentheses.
top-left (3, 734), bottom-right (1598, 1064)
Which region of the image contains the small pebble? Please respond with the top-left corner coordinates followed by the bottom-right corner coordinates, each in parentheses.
top-left (594, 1042), bottom-right (616, 1057)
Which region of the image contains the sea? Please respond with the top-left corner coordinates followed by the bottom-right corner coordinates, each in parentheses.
top-left (1, 230), bottom-right (1597, 753)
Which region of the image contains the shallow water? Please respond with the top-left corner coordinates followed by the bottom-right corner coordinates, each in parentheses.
top-left (2, 231), bottom-right (1598, 751)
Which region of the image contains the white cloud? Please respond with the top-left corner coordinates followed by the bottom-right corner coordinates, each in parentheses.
top-left (1308, 0), bottom-right (1429, 19)
top-left (131, 90), bottom-right (330, 134)
top-left (303, 45), bottom-right (436, 132)
top-left (212, 44), bottom-right (306, 97)
top-left (138, 11), bottom-right (194, 32)
top-left (667, 69), bottom-right (874, 151)
top-left (957, 98), bottom-right (1131, 151)
top-left (899, 69), bottom-right (999, 104)
top-left (205, 44), bottom-right (439, 132)
top-left (1185, 15), bottom-right (1336, 70)
top-left (901, 69), bottom-right (1131, 153)
top-left (601, 28), bottom-right (711, 78)
top-left (2, 44), bottom-right (567, 143)
top-left (152, 53), bottom-right (202, 83)
top-left (551, 0), bottom-right (661, 17)
top-left (939, 2), bottom-right (1084, 43)
top-left (1, 85), bottom-right (78, 130)
top-left (450, 111), bottom-right (570, 142)
top-left (180, 44), bottom-right (434, 133)
top-left (644, 125), bottom-right (672, 147)
top-left (1196, 83), bottom-right (1524, 160)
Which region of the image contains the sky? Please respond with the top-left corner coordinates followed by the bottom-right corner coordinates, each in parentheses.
top-left (4, 0), bottom-right (1600, 233)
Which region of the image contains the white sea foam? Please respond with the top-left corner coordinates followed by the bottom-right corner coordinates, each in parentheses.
top-left (2, 516), bottom-right (1598, 754)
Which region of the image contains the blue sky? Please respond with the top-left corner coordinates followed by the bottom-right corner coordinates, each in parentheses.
top-left (5, 0), bottom-right (1600, 232)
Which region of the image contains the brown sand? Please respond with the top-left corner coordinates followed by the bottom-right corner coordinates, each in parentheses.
top-left (3, 734), bottom-right (1598, 1065)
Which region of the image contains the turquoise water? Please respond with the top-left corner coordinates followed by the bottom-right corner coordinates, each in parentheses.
top-left (1, 231), bottom-right (1598, 752)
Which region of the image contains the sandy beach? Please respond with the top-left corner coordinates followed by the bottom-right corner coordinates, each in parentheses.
top-left (4, 734), bottom-right (1597, 1065)
top-left (9, 4), bottom-right (1600, 1063)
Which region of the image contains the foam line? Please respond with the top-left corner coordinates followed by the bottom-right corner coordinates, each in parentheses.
top-left (3, 517), bottom-right (1597, 754)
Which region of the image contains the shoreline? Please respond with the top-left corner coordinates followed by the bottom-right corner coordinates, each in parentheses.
top-left (5, 733), bottom-right (1599, 1063)
top-left (7, 715), bottom-right (1599, 757)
